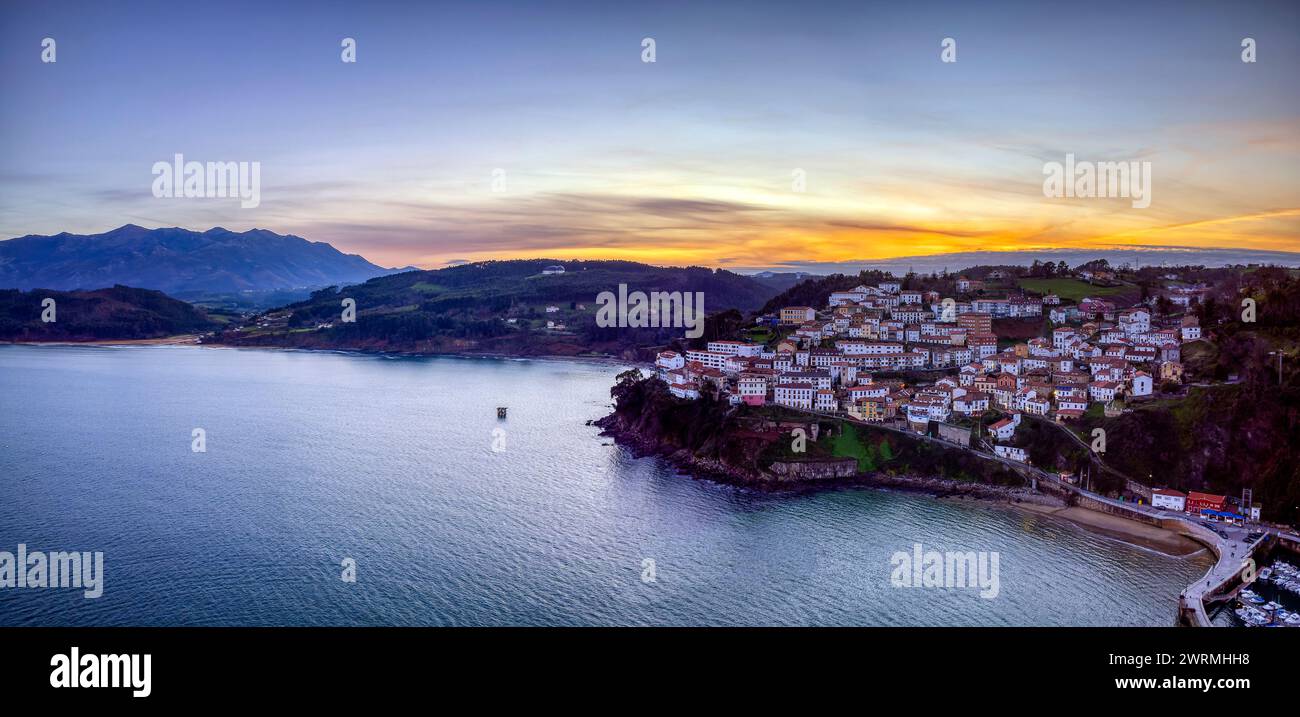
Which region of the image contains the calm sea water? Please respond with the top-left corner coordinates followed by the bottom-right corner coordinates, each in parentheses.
top-left (0, 344), bottom-right (1212, 626)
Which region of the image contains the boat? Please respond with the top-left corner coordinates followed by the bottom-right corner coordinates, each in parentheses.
top-left (1259, 567), bottom-right (1273, 581)
top-left (1236, 607), bottom-right (1271, 626)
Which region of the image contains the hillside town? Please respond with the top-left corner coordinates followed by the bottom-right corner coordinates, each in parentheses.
top-left (653, 272), bottom-right (1209, 470)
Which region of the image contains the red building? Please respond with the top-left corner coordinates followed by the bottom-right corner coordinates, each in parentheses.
top-left (1185, 491), bottom-right (1227, 513)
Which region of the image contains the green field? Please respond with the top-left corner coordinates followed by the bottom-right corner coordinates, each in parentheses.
top-left (831, 424), bottom-right (894, 471)
top-left (1018, 278), bottom-right (1127, 302)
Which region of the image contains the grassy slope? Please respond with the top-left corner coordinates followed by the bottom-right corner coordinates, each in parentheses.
top-left (1018, 277), bottom-right (1129, 302)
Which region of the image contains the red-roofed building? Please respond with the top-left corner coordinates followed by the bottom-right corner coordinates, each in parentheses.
top-left (988, 417), bottom-right (1016, 441)
top-left (1186, 491), bottom-right (1226, 513)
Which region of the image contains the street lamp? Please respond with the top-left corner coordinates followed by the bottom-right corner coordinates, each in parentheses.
top-left (1267, 351), bottom-right (1284, 384)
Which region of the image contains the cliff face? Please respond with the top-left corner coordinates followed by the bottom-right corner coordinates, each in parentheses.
top-left (1082, 382), bottom-right (1300, 524)
top-left (594, 373), bottom-right (785, 483)
top-left (768, 460), bottom-right (859, 482)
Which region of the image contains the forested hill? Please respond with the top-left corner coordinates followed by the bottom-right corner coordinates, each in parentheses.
top-left (1079, 267), bottom-right (1300, 524)
top-left (0, 285), bottom-right (219, 341)
top-left (218, 259), bottom-right (784, 356)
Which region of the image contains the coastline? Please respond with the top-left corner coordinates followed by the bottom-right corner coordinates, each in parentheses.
top-left (3, 334), bottom-right (205, 346)
top-left (597, 409), bottom-right (1206, 560)
top-left (3, 336), bottom-right (645, 368)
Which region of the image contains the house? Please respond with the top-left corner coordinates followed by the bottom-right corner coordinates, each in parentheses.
top-left (1078, 298), bottom-right (1115, 320)
top-left (774, 383), bottom-right (815, 410)
top-left (1151, 489), bottom-right (1187, 512)
top-left (737, 376), bottom-right (767, 406)
top-left (1130, 371), bottom-right (1153, 397)
top-left (779, 306), bottom-right (817, 325)
top-left (1118, 308), bottom-right (1151, 335)
top-left (988, 417), bottom-right (1016, 441)
top-left (815, 389), bottom-right (838, 412)
top-left (1159, 361), bottom-right (1184, 384)
top-left (1180, 316), bottom-right (1202, 342)
top-left (846, 384), bottom-right (889, 402)
top-left (1023, 395), bottom-right (1051, 416)
top-left (953, 392), bottom-right (990, 416)
top-left (542, 265), bottom-right (565, 275)
top-left (994, 445), bottom-right (1028, 463)
top-left (847, 397), bottom-right (889, 422)
top-left (1051, 327), bottom-right (1077, 350)
top-left (545, 305), bottom-right (560, 313)
top-left (1088, 381), bottom-right (1119, 403)
top-left (655, 350), bottom-right (685, 379)
top-left (1055, 396), bottom-right (1087, 418)
top-left (669, 382), bottom-right (700, 400)
top-left (1186, 491), bottom-right (1227, 513)
top-left (957, 312), bottom-right (992, 334)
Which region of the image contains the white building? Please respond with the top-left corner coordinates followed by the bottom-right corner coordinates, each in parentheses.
top-left (994, 445), bottom-right (1028, 463)
top-left (1151, 489), bottom-right (1187, 511)
top-left (988, 417), bottom-right (1016, 441)
top-left (685, 350), bottom-right (729, 371)
top-left (707, 340), bottom-right (763, 357)
top-left (669, 383), bottom-right (700, 400)
top-left (1130, 372), bottom-right (1153, 397)
top-left (774, 384), bottom-right (815, 410)
top-left (655, 351), bottom-right (685, 379)
top-left (1088, 381), bottom-right (1119, 403)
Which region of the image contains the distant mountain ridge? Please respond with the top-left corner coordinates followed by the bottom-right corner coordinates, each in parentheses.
top-left (0, 225), bottom-right (395, 295)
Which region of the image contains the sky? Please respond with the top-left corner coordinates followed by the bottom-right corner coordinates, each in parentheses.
top-left (1, 0), bottom-right (1298, 270)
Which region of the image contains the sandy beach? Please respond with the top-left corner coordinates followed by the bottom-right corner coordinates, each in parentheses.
top-left (1017, 503), bottom-right (1207, 557)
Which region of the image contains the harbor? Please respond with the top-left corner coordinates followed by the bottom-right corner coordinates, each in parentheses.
top-left (1231, 560), bottom-right (1300, 627)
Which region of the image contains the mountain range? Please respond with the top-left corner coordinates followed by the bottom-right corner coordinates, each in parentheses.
top-left (0, 225), bottom-right (395, 297)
